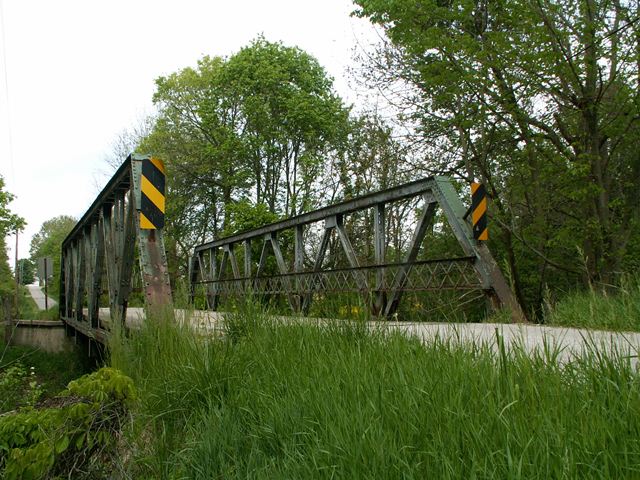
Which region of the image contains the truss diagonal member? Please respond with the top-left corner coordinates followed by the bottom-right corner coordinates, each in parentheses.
top-left (430, 177), bottom-right (525, 321)
top-left (88, 221), bottom-right (105, 329)
top-left (334, 214), bottom-right (370, 299)
top-left (384, 201), bottom-right (437, 317)
top-left (226, 244), bottom-right (241, 280)
top-left (268, 232), bottom-right (298, 311)
top-left (302, 225), bottom-right (332, 314)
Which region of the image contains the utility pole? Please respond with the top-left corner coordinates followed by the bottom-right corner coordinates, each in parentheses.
top-left (44, 259), bottom-right (48, 311)
top-left (13, 229), bottom-right (18, 320)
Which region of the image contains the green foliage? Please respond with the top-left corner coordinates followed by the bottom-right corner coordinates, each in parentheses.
top-left (0, 236), bottom-right (14, 304)
top-left (0, 363), bottom-right (42, 414)
top-left (29, 215), bottom-right (76, 299)
top-left (221, 199), bottom-right (279, 237)
top-left (112, 309), bottom-right (640, 478)
top-left (0, 367), bottom-right (135, 479)
top-left (15, 259), bottom-right (35, 286)
top-left (353, 0), bottom-right (640, 313)
top-left (143, 37), bottom-right (351, 280)
top-left (0, 175), bottom-right (25, 236)
top-left (0, 176), bottom-right (24, 311)
top-left (0, 328), bottom-right (93, 401)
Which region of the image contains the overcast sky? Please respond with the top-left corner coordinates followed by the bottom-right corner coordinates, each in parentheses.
top-left (0, 0), bottom-right (380, 267)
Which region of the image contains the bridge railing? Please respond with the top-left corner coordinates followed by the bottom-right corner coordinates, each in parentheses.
top-left (59, 155), bottom-right (172, 343)
top-left (190, 176), bottom-right (523, 320)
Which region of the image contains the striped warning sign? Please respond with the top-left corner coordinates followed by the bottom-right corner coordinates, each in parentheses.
top-left (140, 157), bottom-right (165, 229)
top-left (471, 182), bottom-right (488, 241)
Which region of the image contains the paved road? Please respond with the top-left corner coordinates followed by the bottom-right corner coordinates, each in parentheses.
top-left (27, 285), bottom-right (57, 311)
top-left (96, 307), bottom-right (640, 364)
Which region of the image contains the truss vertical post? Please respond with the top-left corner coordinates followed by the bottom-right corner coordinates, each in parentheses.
top-left (244, 239), bottom-right (252, 293)
top-left (209, 249), bottom-right (219, 310)
top-left (384, 199), bottom-right (437, 317)
top-left (294, 225), bottom-right (304, 311)
top-left (74, 239), bottom-right (85, 322)
top-left (88, 221), bottom-right (104, 329)
top-left (114, 191), bottom-right (136, 324)
top-left (373, 203), bottom-right (386, 315)
top-left (62, 250), bottom-right (73, 319)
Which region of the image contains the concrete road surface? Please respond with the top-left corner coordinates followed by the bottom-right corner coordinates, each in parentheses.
top-left (27, 285), bottom-right (57, 311)
top-left (97, 307), bottom-right (640, 364)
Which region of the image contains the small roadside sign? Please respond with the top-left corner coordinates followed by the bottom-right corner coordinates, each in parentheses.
top-left (37, 257), bottom-right (53, 282)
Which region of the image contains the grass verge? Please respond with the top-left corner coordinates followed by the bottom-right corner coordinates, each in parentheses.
top-left (12, 285), bottom-right (59, 320)
top-left (544, 276), bottom-right (640, 331)
top-left (110, 308), bottom-right (640, 479)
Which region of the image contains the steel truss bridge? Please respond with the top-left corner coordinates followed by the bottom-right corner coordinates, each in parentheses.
top-left (59, 155), bottom-right (523, 347)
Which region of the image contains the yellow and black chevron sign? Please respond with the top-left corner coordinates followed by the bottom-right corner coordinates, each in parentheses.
top-left (140, 157), bottom-right (165, 230)
top-left (471, 182), bottom-right (488, 241)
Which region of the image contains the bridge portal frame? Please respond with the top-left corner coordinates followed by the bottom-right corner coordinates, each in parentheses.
top-left (59, 154), bottom-right (173, 343)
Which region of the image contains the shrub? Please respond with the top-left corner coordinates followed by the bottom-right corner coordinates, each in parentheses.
top-left (0, 367), bottom-right (136, 479)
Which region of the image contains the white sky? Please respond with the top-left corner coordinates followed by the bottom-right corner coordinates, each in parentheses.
top-left (0, 0), bottom-right (380, 268)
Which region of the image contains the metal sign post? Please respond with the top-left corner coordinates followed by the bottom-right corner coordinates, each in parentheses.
top-left (38, 257), bottom-right (54, 310)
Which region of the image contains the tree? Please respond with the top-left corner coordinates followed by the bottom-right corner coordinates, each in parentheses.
top-left (0, 175), bottom-right (25, 236)
top-left (16, 258), bottom-right (35, 285)
top-left (29, 215), bottom-right (77, 298)
top-left (354, 0), bottom-right (640, 313)
top-left (0, 175), bottom-right (25, 307)
top-left (142, 38), bottom-right (352, 279)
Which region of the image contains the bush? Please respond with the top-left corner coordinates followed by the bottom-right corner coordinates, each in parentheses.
top-left (0, 367), bottom-right (136, 479)
top-left (0, 363), bottom-right (42, 414)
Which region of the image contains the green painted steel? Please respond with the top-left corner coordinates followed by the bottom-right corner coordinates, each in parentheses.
top-left (59, 154), bottom-right (173, 344)
top-left (190, 176), bottom-right (524, 321)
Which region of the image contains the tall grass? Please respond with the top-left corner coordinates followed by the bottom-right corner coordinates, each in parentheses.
top-left (545, 276), bottom-right (640, 331)
top-left (110, 306), bottom-right (640, 479)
